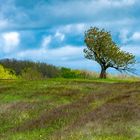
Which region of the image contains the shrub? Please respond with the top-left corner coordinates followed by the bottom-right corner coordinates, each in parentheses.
top-left (0, 65), bottom-right (17, 79)
top-left (60, 67), bottom-right (98, 79)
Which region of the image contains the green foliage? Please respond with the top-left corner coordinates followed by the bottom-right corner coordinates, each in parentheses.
top-left (0, 64), bottom-right (17, 79)
top-left (0, 59), bottom-right (137, 80)
top-left (0, 59), bottom-right (98, 79)
top-left (0, 59), bottom-right (60, 78)
top-left (21, 67), bottom-right (43, 80)
top-left (84, 27), bottom-right (136, 78)
top-left (60, 67), bottom-right (94, 79)
top-left (61, 67), bottom-right (78, 78)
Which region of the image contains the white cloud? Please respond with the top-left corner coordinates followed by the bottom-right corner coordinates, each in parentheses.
top-left (119, 29), bottom-right (130, 44)
top-left (0, 0), bottom-right (137, 32)
top-left (15, 43), bottom-right (84, 62)
top-left (48, 45), bottom-right (84, 58)
top-left (54, 31), bottom-right (65, 41)
top-left (56, 19), bottom-right (135, 37)
top-left (0, 19), bottom-right (8, 28)
top-left (0, 32), bottom-right (20, 53)
top-left (42, 0), bottom-right (136, 24)
top-left (131, 32), bottom-right (140, 41)
top-left (63, 24), bottom-right (86, 33)
top-left (119, 30), bottom-right (140, 44)
top-left (19, 35), bottom-right (83, 61)
top-left (121, 45), bottom-right (140, 56)
top-left (56, 23), bottom-right (87, 35)
top-left (42, 36), bottom-right (52, 48)
top-left (97, 0), bottom-right (136, 7)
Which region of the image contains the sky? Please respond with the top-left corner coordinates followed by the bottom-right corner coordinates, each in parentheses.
top-left (0, 0), bottom-right (140, 74)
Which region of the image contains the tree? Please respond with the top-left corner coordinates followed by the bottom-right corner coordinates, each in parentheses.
top-left (21, 67), bottom-right (43, 80)
top-left (84, 27), bottom-right (136, 78)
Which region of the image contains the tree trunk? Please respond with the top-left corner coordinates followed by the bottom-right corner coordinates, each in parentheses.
top-left (99, 67), bottom-right (107, 79)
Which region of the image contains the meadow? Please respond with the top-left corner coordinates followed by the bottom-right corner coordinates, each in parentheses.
top-left (0, 78), bottom-right (140, 140)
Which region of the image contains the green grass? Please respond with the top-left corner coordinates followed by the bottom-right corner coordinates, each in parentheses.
top-left (0, 78), bottom-right (140, 140)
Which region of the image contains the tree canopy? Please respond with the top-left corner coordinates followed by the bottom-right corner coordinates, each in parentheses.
top-left (84, 27), bottom-right (136, 78)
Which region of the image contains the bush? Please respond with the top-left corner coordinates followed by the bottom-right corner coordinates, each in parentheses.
top-left (0, 65), bottom-right (17, 79)
top-left (60, 67), bottom-right (98, 79)
top-left (60, 68), bottom-right (76, 78)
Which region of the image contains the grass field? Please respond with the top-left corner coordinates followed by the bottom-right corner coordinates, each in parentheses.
top-left (0, 78), bottom-right (140, 140)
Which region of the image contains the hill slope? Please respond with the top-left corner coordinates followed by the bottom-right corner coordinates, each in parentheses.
top-left (0, 79), bottom-right (140, 140)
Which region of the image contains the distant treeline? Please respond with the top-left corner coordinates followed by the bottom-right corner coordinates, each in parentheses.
top-left (0, 59), bottom-right (96, 80)
top-left (0, 59), bottom-right (60, 78)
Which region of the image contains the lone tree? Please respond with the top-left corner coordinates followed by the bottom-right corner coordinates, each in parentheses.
top-left (84, 27), bottom-right (136, 78)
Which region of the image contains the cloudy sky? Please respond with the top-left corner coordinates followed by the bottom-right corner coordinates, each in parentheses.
top-left (0, 0), bottom-right (140, 74)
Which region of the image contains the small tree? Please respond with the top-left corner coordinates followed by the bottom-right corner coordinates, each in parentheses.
top-left (84, 27), bottom-right (136, 78)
